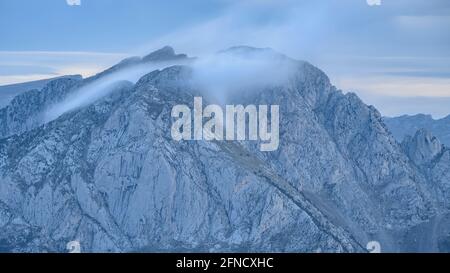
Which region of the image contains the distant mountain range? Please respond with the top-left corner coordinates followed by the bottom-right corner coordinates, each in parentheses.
top-left (0, 46), bottom-right (449, 253)
top-left (384, 114), bottom-right (450, 147)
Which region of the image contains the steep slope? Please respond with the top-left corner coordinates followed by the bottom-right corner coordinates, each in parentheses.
top-left (399, 130), bottom-right (450, 252)
top-left (0, 75), bottom-right (82, 109)
top-left (224, 48), bottom-right (436, 250)
top-left (0, 77), bottom-right (83, 138)
top-left (0, 46), bottom-right (448, 252)
top-left (0, 66), bottom-right (361, 252)
top-left (0, 47), bottom-right (191, 140)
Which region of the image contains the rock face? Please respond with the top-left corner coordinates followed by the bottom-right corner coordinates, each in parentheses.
top-left (0, 75), bottom-right (82, 109)
top-left (0, 77), bottom-right (83, 139)
top-left (142, 46), bottom-right (189, 63)
top-left (0, 46), bottom-right (449, 253)
top-left (399, 129), bottom-right (450, 252)
top-left (402, 129), bottom-right (443, 166)
top-left (384, 114), bottom-right (450, 147)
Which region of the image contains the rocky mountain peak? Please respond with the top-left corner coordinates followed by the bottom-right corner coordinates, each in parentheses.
top-left (402, 129), bottom-right (444, 166)
top-left (384, 114), bottom-right (450, 147)
top-left (1, 46), bottom-right (450, 252)
top-left (142, 46), bottom-right (188, 62)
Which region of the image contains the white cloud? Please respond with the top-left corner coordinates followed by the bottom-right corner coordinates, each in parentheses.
top-left (44, 60), bottom-right (187, 122)
top-left (367, 0), bottom-right (381, 6)
top-left (134, 0), bottom-right (330, 58)
top-left (190, 50), bottom-right (297, 103)
top-left (337, 76), bottom-right (450, 98)
top-left (66, 0), bottom-right (81, 6)
top-left (334, 75), bottom-right (450, 118)
top-left (0, 74), bottom-right (59, 86)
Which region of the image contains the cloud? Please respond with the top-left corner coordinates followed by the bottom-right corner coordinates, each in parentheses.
top-left (44, 59), bottom-right (189, 122)
top-left (4, 0), bottom-right (449, 118)
top-left (358, 94), bottom-right (450, 119)
top-left (335, 74), bottom-right (450, 117)
top-left (66, 0), bottom-right (81, 6)
top-left (0, 64), bottom-right (57, 76)
top-left (134, 0), bottom-right (333, 59)
top-left (0, 51), bottom-right (126, 85)
top-left (338, 76), bottom-right (450, 98)
top-left (0, 74), bottom-right (60, 86)
top-left (44, 47), bottom-right (298, 121)
top-left (190, 48), bottom-right (297, 103)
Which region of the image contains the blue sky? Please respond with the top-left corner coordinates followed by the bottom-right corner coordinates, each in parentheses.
top-left (0, 0), bottom-right (449, 117)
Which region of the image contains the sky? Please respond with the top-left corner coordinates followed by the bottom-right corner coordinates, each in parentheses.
top-left (0, 0), bottom-right (449, 117)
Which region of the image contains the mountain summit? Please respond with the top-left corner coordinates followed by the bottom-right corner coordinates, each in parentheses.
top-left (0, 47), bottom-right (449, 252)
top-left (142, 46), bottom-right (188, 62)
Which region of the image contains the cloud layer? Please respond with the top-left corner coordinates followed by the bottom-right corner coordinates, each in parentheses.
top-left (133, 0), bottom-right (450, 117)
top-left (0, 51), bottom-right (125, 85)
top-left (1, 0), bottom-right (449, 117)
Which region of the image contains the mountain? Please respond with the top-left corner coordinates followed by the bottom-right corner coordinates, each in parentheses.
top-left (0, 46), bottom-right (449, 253)
top-left (384, 114), bottom-right (450, 147)
top-left (0, 75), bottom-right (82, 109)
top-left (399, 129), bottom-right (450, 251)
top-left (0, 47), bottom-right (192, 140)
top-left (142, 45), bottom-right (189, 62)
top-left (0, 77), bottom-right (84, 139)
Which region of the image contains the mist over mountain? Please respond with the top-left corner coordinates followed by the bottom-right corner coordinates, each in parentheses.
top-left (0, 75), bottom-right (82, 109)
top-left (0, 46), bottom-right (449, 253)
